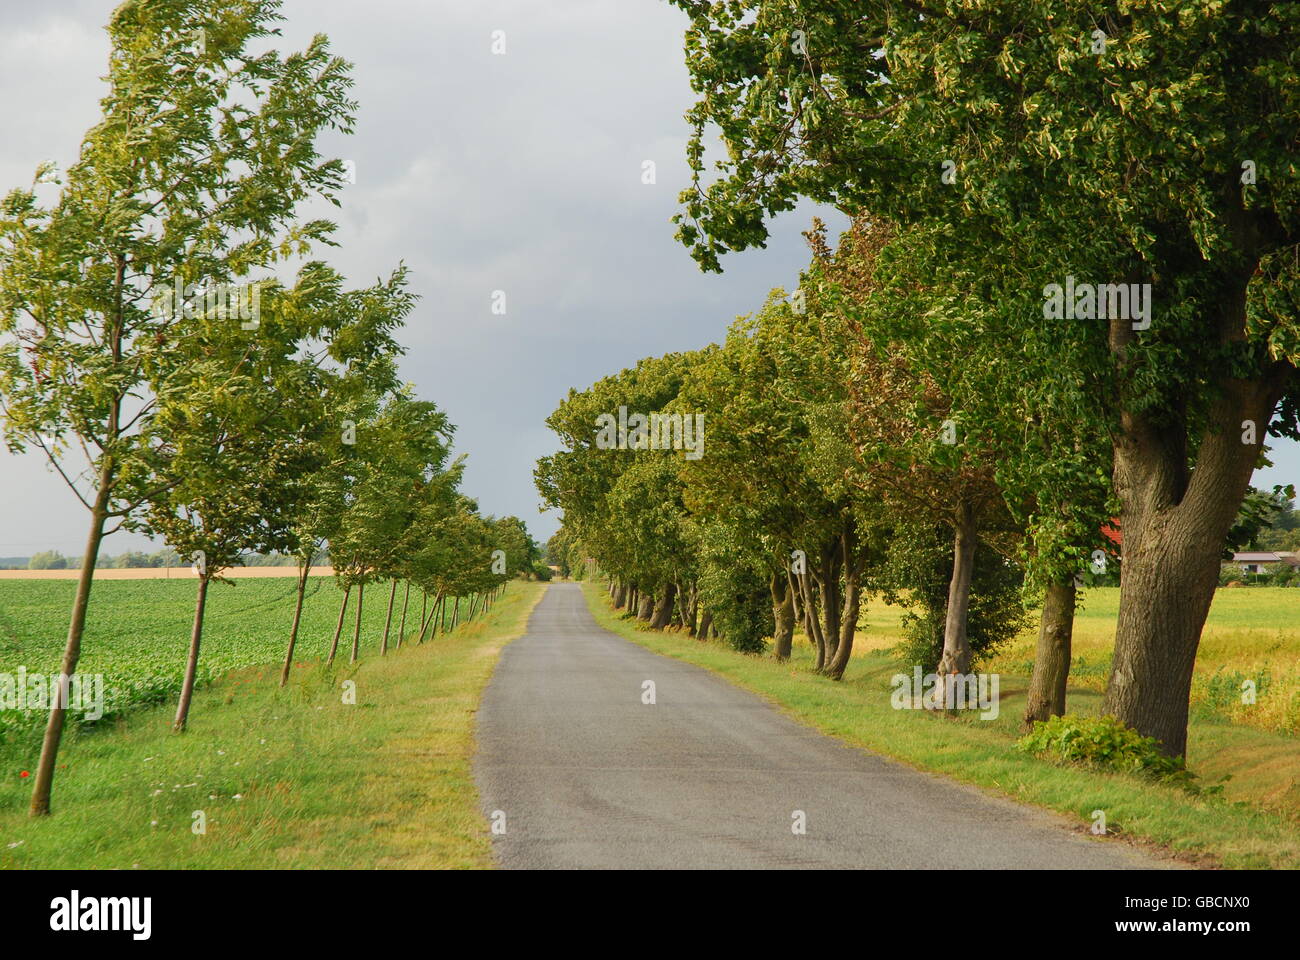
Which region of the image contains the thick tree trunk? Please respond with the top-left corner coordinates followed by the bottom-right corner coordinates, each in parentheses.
top-left (697, 609), bottom-right (713, 641)
top-left (350, 581), bottom-right (365, 663)
top-left (173, 575), bottom-right (211, 732)
top-left (1102, 286), bottom-right (1291, 757)
top-left (937, 509), bottom-right (977, 679)
top-left (649, 582), bottom-right (677, 629)
top-left (29, 484), bottom-right (110, 817)
top-left (637, 590), bottom-right (654, 621)
top-left (280, 562), bottom-right (310, 686)
top-left (1023, 577), bottom-right (1076, 727)
top-left (770, 572), bottom-right (795, 660)
top-left (381, 580), bottom-right (397, 655)
top-left (327, 584), bottom-right (351, 665)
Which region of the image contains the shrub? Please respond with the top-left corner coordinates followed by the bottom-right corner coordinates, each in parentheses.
top-left (1017, 714), bottom-right (1200, 789)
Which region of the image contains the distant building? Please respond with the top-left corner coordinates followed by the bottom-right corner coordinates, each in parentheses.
top-left (1232, 551), bottom-right (1300, 574)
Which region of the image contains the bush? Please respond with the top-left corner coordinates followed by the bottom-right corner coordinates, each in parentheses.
top-left (532, 561), bottom-right (553, 581)
top-left (1218, 564), bottom-right (1244, 587)
top-left (1017, 714), bottom-right (1199, 789)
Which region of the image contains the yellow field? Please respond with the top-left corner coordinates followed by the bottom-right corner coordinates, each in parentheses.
top-left (846, 586), bottom-right (1300, 736)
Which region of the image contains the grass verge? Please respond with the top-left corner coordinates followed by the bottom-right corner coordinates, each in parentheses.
top-left (0, 581), bottom-right (546, 869)
top-left (579, 582), bottom-right (1300, 869)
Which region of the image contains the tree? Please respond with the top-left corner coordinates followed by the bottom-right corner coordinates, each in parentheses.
top-left (327, 389), bottom-right (454, 663)
top-left (143, 262), bottom-right (411, 729)
top-left (27, 551), bottom-right (68, 570)
top-left (0, 0), bottom-right (359, 813)
top-left (668, 1), bottom-right (1300, 756)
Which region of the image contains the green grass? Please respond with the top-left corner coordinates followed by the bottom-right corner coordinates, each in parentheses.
top-left (580, 582), bottom-right (1300, 869)
top-left (0, 580), bottom-right (545, 868)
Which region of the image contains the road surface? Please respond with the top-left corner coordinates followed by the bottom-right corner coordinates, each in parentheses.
top-left (474, 583), bottom-right (1177, 870)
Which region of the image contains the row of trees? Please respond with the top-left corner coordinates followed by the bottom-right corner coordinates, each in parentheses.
top-left (629, 0), bottom-right (1300, 761)
top-left (540, 199), bottom-right (1294, 766)
top-left (0, 1), bottom-right (534, 817)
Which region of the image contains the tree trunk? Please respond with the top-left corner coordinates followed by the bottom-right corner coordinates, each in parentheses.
top-left (824, 530), bottom-right (862, 681)
top-left (350, 581), bottom-right (365, 663)
top-left (649, 582), bottom-right (677, 629)
top-left (327, 585), bottom-right (351, 665)
top-left (280, 562), bottom-right (310, 686)
top-left (395, 582), bottom-right (410, 649)
top-left (770, 572), bottom-right (795, 660)
top-left (637, 591), bottom-right (654, 621)
top-left (381, 579), bottom-right (397, 655)
top-left (937, 508), bottom-right (978, 679)
top-left (173, 574), bottom-right (211, 732)
top-left (677, 582), bottom-right (697, 636)
top-left (798, 571), bottom-right (826, 670)
top-left (451, 596), bottom-right (460, 630)
top-left (417, 590), bottom-right (442, 643)
top-left (816, 548), bottom-right (842, 667)
top-left (29, 482), bottom-right (110, 817)
top-left (1023, 577), bottom-right (1077, 727)
top-left (697, 609), bottom-right (713, 641)
top-left (1101, 278), bottom-right (1291, 756)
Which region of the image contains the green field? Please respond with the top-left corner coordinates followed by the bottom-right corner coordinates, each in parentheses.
top-left (0, 576), bottom-right (448, 763)
top-left (0, 581), bottom-right (545, 867)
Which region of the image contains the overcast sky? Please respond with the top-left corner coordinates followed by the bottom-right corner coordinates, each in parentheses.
top-left (1, 0), bottom-right (1296, 557)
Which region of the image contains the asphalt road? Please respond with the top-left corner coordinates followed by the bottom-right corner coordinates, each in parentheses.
top-left (474, 583), bottom-right (1176, 870)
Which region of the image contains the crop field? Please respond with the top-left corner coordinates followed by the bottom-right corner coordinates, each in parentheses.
top-left (0, 576), bottom-right (436, 762)
top-left (834, 587), bottom-right (1300, 737)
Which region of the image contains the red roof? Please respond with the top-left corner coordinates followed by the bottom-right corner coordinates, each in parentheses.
top-left (1101, 520), bottom-right (1121, 547)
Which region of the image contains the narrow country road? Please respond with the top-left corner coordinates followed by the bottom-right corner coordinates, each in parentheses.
top-left (474, 583), bottom-right (1177, 870)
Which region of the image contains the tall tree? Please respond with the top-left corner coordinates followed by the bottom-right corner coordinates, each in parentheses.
top-left (0, 0), bottom-right (359, 813)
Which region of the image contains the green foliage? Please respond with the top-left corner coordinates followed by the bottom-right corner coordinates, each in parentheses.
top-left (26, 551), bottom-right (68, 570)
top-left (1017, 715), bottom-right (1195, 787)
